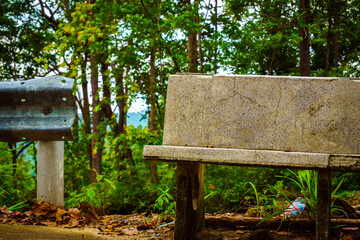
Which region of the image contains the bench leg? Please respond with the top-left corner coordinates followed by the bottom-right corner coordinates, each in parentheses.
top-left (175, 162), bottom-right (205, 240)
top-left (316, 168), bottom-right (331, 240)
top-left (37, 141), bottom-right (64, 207)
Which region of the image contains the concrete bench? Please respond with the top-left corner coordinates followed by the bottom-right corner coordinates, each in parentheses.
top-left (143, 74), bottom-right (360, 240)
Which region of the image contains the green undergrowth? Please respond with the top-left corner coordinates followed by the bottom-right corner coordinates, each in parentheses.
top-left (1, 127), bottom-right (360, 219)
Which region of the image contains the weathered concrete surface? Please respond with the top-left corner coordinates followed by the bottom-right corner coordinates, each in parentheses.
top-left (163, 74), bottom-right (360, 154)
top-left (0, 224), bottom-right (109, 240)
top-left (37, 141), bottom-right (64, 207)
top-left (144, 145), bottom-right (360, 171)
top-left (144, 145), bottom-right (330, 169)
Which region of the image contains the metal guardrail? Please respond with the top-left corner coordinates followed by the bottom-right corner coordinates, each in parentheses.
top-left (0, 75), bottom-right (75, 142)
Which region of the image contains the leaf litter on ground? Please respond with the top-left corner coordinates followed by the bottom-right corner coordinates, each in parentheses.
top-left (0, 201), bottom-right (174, 238)
top-left (3, 202), bottom-right (360, 239)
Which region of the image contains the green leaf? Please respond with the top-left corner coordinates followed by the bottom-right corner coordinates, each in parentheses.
top-left (105, 178), bottom-right (116, 189)
top-left (86, 188), bottom-right (96, 199)
top-left (96, 174), bottom-right (104, 182)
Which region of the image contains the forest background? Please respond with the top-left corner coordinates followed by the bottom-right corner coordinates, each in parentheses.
top-left (1, 0), bottom-right (360, 218)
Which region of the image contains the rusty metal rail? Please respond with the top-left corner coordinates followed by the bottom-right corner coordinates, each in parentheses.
top-left (0, 75), bottom-right (75, 142)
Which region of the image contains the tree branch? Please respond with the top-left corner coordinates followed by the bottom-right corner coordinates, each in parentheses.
top-left (38, 0), bottom-right (60, 30)
top-left (140, 0), bottom-right (156, 23)
top-left (16, 142), bottom-right (34, 159)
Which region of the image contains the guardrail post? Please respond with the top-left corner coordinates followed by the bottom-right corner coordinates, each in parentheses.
top-left (37, 141), bottom-right (64, 207)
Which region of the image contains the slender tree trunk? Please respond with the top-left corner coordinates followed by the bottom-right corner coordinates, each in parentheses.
top-left (186, 0), bottom-right (198, 73)
top-left (333, 1), bottom-right (339, 67)
top-left (90, 55), bottom-right (102, 182)
top-left (323, 18), bottom-right (332, 77)
top-left (149, 48), bottom-right (159, 184)
top-left (8, 143), bottom-right (17, 176)
top-left (112, 64), bottom-right (126, 136)
top-left (299, 0), bottom-right (311, 76)
top-left (87, 0), bottom-right (104, 182)
top-left (8, 142), bottom-right (33, 176)
top-left (111, 63), bottom-right (133, 170)
top-left (101, 63), bottom-right (112, 119)
top-left (73, 112), bottom-right (80, 142)
top-left (81, 54), bottom-right (92, 166)
top-left (196, 0), bottom-right (203, 73)
top-left (213, 0), bottom-right (218, 74)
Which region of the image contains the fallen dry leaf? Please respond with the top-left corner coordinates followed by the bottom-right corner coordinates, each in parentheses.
top-left (25, 210), bottom-right (33, 217)
top-left (79, 202), bottom-right (99, 223)
top-left (276, 231), bottom-right (293, 236)
top-left (32, 201), bottom-right (57, 218)
top-left (122, 227), bottom-right (139, 235)
top-left (20, 217), bottom-right (33, 224)
top-left (342, 227), bottom-right (359, 230)
top-left (137, 221), bottom-right (156, 230)
top-left (11, 211), bottom-right (27, 219)
top-left (0, 205), bottom-right (12, 215)
top-left (56, 207), bottom-right (68, 222)
top-left (101, 216), bottom-right (111, 223)
top-left (68, 208), bottom-right (82, 227)
top-left (40, 221), bottom-right (57, 227)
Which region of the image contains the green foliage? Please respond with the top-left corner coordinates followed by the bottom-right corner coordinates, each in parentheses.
top-left (8, 201), bottom-right (29, 211)
top-left (63, 125), bottom-right (175, 215)
top-left (65, 173), bottom-right (116, 214)
top-left (0, 0), bottom-right (57, 80)
top-left (204, 165), bottom-right (280, 213)
top-left (0, 142), bottom-right (36, 209)
top-left (268, 169), bottom-right (354, 219)
top-left (153, 187), bottom-right (175, 218)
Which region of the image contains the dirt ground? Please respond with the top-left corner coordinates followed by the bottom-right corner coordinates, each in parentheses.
top-left (1, 201), bottom-right (360, 240)
top-left (1, 218), bottom-right (359, 240)
top-left (0, 222), bottom-right (315, 240)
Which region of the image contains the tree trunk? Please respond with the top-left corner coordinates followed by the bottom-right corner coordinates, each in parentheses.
top-left (8, 142), bottom-right (33, 176)
top-left (112, 63), bottom-right (126, 136)
top-left (323, 18), bottom-right (332, 77)
top-left (299, 0), bottom-right (311, 76)
top-left (112, 63), bottom-right (133, 170)
top-left (101, 62), bottom-right (112, 120)
top-left (186, 0), bottom-right (198, 73)
top-left (333, 0), bottom-right (339, 67)
top-left (72, 112), bottom-right (80, 142)
top-left (81, 54), bottom-right (92, 166)
top-left (149, 48), bottom-right (159, 184)
top-left (8, 143), bottom-right (17, 176)
top-left (213, 0), bottom-right (218, 74)
top-left (196, 0), bottom-right (203, 73)
top-left (87, 0), bottom-right (103, 182)
top-left (90, 55), bottom-right (103, 182)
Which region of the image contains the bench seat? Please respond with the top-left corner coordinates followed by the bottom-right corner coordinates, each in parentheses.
top-left (144, 145), bottom-right (360, 171)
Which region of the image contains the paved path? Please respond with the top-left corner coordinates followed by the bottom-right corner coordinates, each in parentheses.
top-left (0, 224), bottom-right (113, 240)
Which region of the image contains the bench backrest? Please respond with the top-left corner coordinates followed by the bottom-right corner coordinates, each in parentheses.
top-left (163, 74), bottom-right (360, 155)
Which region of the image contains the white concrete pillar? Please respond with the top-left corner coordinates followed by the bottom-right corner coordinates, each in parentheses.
top-left (37, 141), bottom-right (64, 207)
